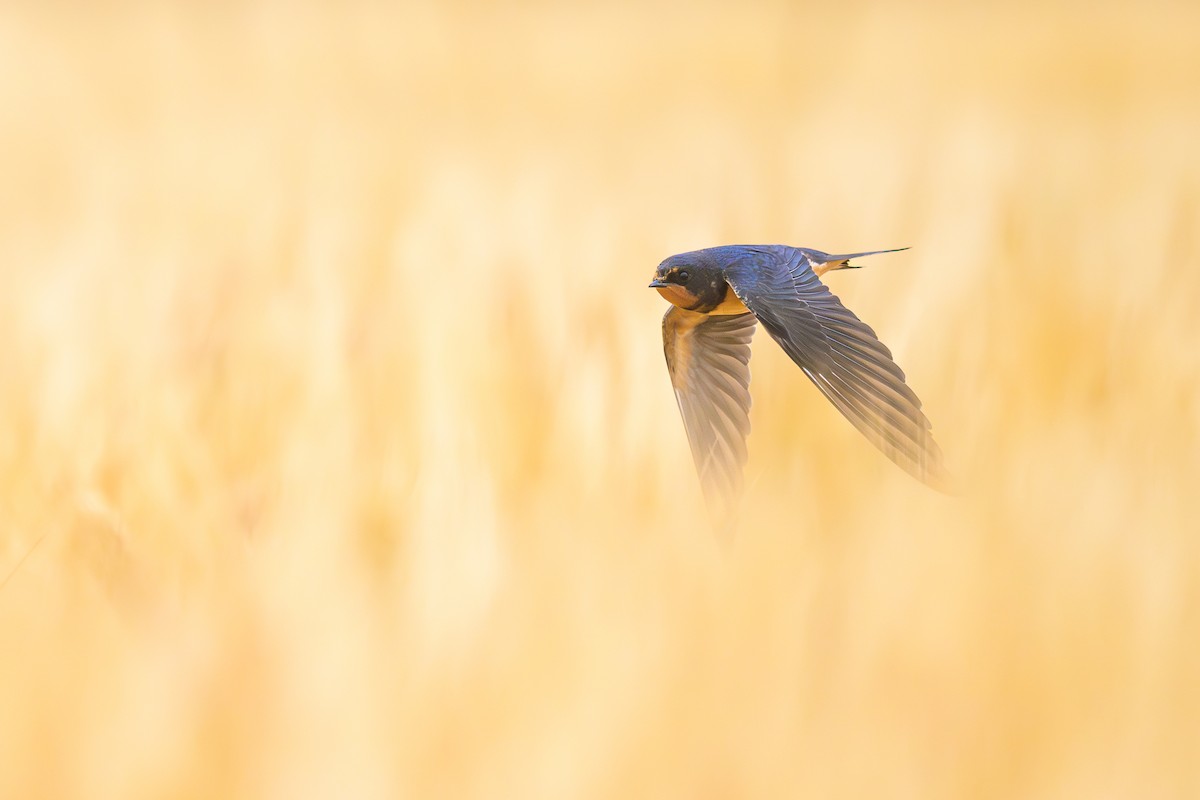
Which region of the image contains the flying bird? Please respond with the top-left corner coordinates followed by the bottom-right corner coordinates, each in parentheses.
top-left (650, 244), bottom-right (949, 518)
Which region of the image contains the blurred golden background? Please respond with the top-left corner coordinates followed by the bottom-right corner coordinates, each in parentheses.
top-left (2, 1), bottom-right (1198, 797)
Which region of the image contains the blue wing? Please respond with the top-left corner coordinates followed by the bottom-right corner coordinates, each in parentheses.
top-left (725, 247), bottom-right (950, 490)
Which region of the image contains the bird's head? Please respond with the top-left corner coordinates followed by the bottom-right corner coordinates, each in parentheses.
top-left (649, 253), bottom-right (726, 312)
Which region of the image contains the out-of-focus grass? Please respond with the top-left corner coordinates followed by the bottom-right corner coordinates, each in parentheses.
top-left (1, 2), bottom-right (1198, 797)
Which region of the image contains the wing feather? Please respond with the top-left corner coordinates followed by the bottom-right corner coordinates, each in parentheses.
top-left (662, 307), bottom-right (757, 509)
top-left (725, 247), bottom-right (950, 490)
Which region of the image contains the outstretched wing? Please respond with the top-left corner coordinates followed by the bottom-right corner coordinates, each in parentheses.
top-left (662, 306), bottom-right (757, 506)
top-left (724, 247), bottom-right (950, 490)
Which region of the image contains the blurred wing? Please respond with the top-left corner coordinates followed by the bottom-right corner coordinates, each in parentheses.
top-left (662, 307), bottom-right (757, 505)
top-left (725, 248), bottom-right (950, 490)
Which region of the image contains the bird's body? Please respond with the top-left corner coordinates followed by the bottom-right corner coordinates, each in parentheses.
top-left (650, 244), bottom-right (948, 520)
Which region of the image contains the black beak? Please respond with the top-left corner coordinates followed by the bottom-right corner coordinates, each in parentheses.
top-left (648, 278), bottom-right (668, 288)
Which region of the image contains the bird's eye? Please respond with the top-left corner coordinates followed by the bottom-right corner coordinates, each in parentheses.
top-left (676, 270), bottom-right (690, 283)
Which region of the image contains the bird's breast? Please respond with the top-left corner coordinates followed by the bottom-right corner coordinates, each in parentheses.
top-left (656, 280), bottom-right (748, 314)
top-left (707, 284), bottom-right (748, 315)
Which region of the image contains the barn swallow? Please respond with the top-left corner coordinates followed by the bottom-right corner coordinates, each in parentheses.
top-left (650, 245), bottom-right (949, 515)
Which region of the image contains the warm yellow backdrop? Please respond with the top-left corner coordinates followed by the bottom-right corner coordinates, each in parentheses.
top-left (2, 2), bottom-right (1198, 797)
